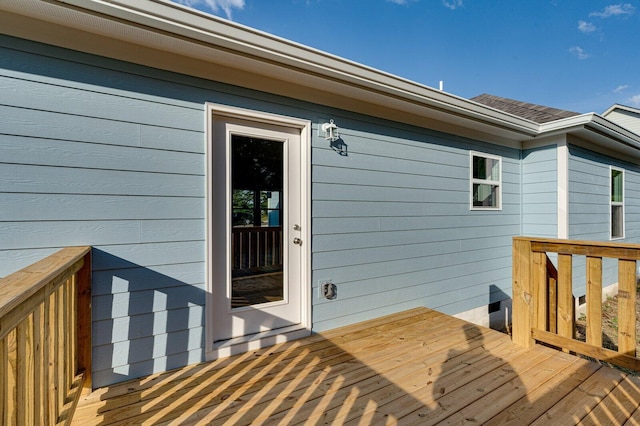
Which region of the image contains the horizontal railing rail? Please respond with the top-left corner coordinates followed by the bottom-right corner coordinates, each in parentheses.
top-left (0, 246), bottom-right (91, 425)
top-left (513, 237), bottom-right (639, 372)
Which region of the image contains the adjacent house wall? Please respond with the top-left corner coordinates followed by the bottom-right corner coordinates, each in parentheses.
top-left (568, 144), bottom-right (640, 297)
top-left (1, 34), bottom-right (517, 386)
top-left (604, 109), bottom-right (640, 136)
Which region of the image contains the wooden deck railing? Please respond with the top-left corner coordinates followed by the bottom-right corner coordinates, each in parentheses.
top-left (513, 237), bottom-right (640, 372)
top-left (0, 246), bottom-right (91, 425)
top-left (232, 226), bottom-right (283, 271)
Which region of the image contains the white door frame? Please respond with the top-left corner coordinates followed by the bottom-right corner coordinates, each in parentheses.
top-left (205, 103), bottom-right (311, 360)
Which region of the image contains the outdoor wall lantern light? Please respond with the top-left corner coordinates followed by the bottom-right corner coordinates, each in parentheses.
top-left (321, 119), bottom-right (339, 142)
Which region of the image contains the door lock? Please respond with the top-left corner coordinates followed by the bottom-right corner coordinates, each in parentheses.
top-left (293, 237), bottom-right (302, 246)
top-left (293, 224), bottom-right (301, 231)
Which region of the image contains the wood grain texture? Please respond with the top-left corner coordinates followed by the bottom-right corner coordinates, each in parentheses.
top-left (532, 329), bottom-right (640, 372)
top-left (71, 308), bottom-right (640, 426)
top-left (617, 259), bottom-right (637, 357)
top-left (586, 256), bottom-right (603, 347)
top-left (557, 254), bottom-right (574, 342)
top-left (512, 238), bottom-right (533, 347)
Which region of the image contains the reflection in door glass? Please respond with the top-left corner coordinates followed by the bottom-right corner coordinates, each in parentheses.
top-left (230, 135), bottom-right (284, 308)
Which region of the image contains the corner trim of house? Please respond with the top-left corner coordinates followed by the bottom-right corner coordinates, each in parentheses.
top-left (557, 140), bottom-right (569, 239)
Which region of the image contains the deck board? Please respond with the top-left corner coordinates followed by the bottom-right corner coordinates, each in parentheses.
top-left (73, 308), bottom-right (640, 425)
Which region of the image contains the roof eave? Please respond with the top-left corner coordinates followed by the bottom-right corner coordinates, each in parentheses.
top-left (539, 114), bottom-right (640, 160)
top-left (0, 0), bottom-right (539, 145)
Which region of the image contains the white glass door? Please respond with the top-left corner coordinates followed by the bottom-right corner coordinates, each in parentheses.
top-left (211, 118), bottom-right (303, 344)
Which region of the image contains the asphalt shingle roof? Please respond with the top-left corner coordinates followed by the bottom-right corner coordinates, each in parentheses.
top-left (471, 93), bottom-right (581, 124)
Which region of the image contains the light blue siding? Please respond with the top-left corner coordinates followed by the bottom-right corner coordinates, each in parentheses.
top-left (310, 120), bottom-right (520, 330)
top-left (0, 35), bottom-right (210, 387)
top-left (568, 145), bottom-right (640, 296)
top-left (568, 146), bottom-right (610, 241)
top-left (521, 146), bottom-right (557, 237)
top-left (2, 33), bottom-right (518, 387)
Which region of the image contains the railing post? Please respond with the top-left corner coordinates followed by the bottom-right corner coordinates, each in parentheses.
top-left (77, 250), bottom-right (92, 393)
top-left (513, 238), bottom-right (534, 347)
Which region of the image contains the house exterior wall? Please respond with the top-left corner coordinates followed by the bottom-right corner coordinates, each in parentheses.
top-left (521, 145), bottom-right (557, 238)
top-left (0, 34), bottom-right (530, 387)
top-left (311, 120), bottom-right (521, 332)
top-left (0, 35), bottom-right (211, 387)
top-left (568, 144), bottom-right (640, 296)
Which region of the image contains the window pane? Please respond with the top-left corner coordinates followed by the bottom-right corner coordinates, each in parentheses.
top-left (611, 169), bottom-right (623, 203)
top-left (473, 156), bottom-right (499, 180)
top-left (473, 183), bottom-right (498, 207)
top-left (612, 205), bottom-right (624, 238)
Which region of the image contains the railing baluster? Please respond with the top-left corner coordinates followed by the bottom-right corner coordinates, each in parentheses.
top-left (557, 254), bottom-right (574, 345)
top-left (532, 252), bottom-right (548, 331)
top-left (5, 329), bottom-right (17, 425)
top-left (618, 259), bottom-right (637, 357)
top-left (71, 275), bottom-right (78, 389)
top-left (56, 284), bottom-right (64, 417)
top-left (66, 277), bottom-right (73, 397)
top-left (17, 314), bottom-right (35, 426)
top-left (33, 303), bottom-right (44, 424)
top-left (47, 292), bottom-right (58, 423)
top-left (586, 256), bottom-right (603, 347)
top-left (44, 292), bottom-right (52, 426)
top-left (548, 273), bottom-right (557, 334)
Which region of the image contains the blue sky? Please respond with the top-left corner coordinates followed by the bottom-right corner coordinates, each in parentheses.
top-left (172, 1), bottom-right (640, 114)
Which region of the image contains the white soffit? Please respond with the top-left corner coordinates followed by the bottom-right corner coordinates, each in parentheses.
top-left (0, 0), bottom-right (540, 145)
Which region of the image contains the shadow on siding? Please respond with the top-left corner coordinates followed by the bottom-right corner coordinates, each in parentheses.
top-left (91, 249), bottom-right (205, 388)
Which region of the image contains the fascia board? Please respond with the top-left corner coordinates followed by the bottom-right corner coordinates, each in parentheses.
top-left (2, 0), bottom-right (539, 140)
top-left (539, 113), bottom-right (640, 159)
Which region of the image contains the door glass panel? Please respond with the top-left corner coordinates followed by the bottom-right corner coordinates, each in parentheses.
top-left (230, 135), bottom-right (284, 308)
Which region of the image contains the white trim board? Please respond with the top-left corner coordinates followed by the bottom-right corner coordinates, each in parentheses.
top-left (557, 140), bottom-right (569, 239)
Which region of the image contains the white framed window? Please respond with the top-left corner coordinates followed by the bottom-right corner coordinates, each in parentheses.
top-left (470, 151), bottom-right (502, 210)
top-left (610, 166), bottom-right (624, 239)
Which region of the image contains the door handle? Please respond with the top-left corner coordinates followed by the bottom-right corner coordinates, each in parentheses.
top-left (293, 237), bottom-right (302, 246)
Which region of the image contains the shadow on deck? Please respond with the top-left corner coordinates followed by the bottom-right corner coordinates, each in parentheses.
top-left (72, 308), bottom-right (640, 425)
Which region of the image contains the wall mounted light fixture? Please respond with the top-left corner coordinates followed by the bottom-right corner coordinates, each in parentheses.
top-left (321, 119), bottom-right (339, 142)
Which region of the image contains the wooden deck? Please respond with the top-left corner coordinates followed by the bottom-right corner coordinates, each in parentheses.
top-left (72, 308), bottom-right (640, 425)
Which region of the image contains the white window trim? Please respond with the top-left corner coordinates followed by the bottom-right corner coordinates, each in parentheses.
top-left (470, 151), bottom-right (502, 211)
top-left (610, 166), bottom-right (625, 240)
